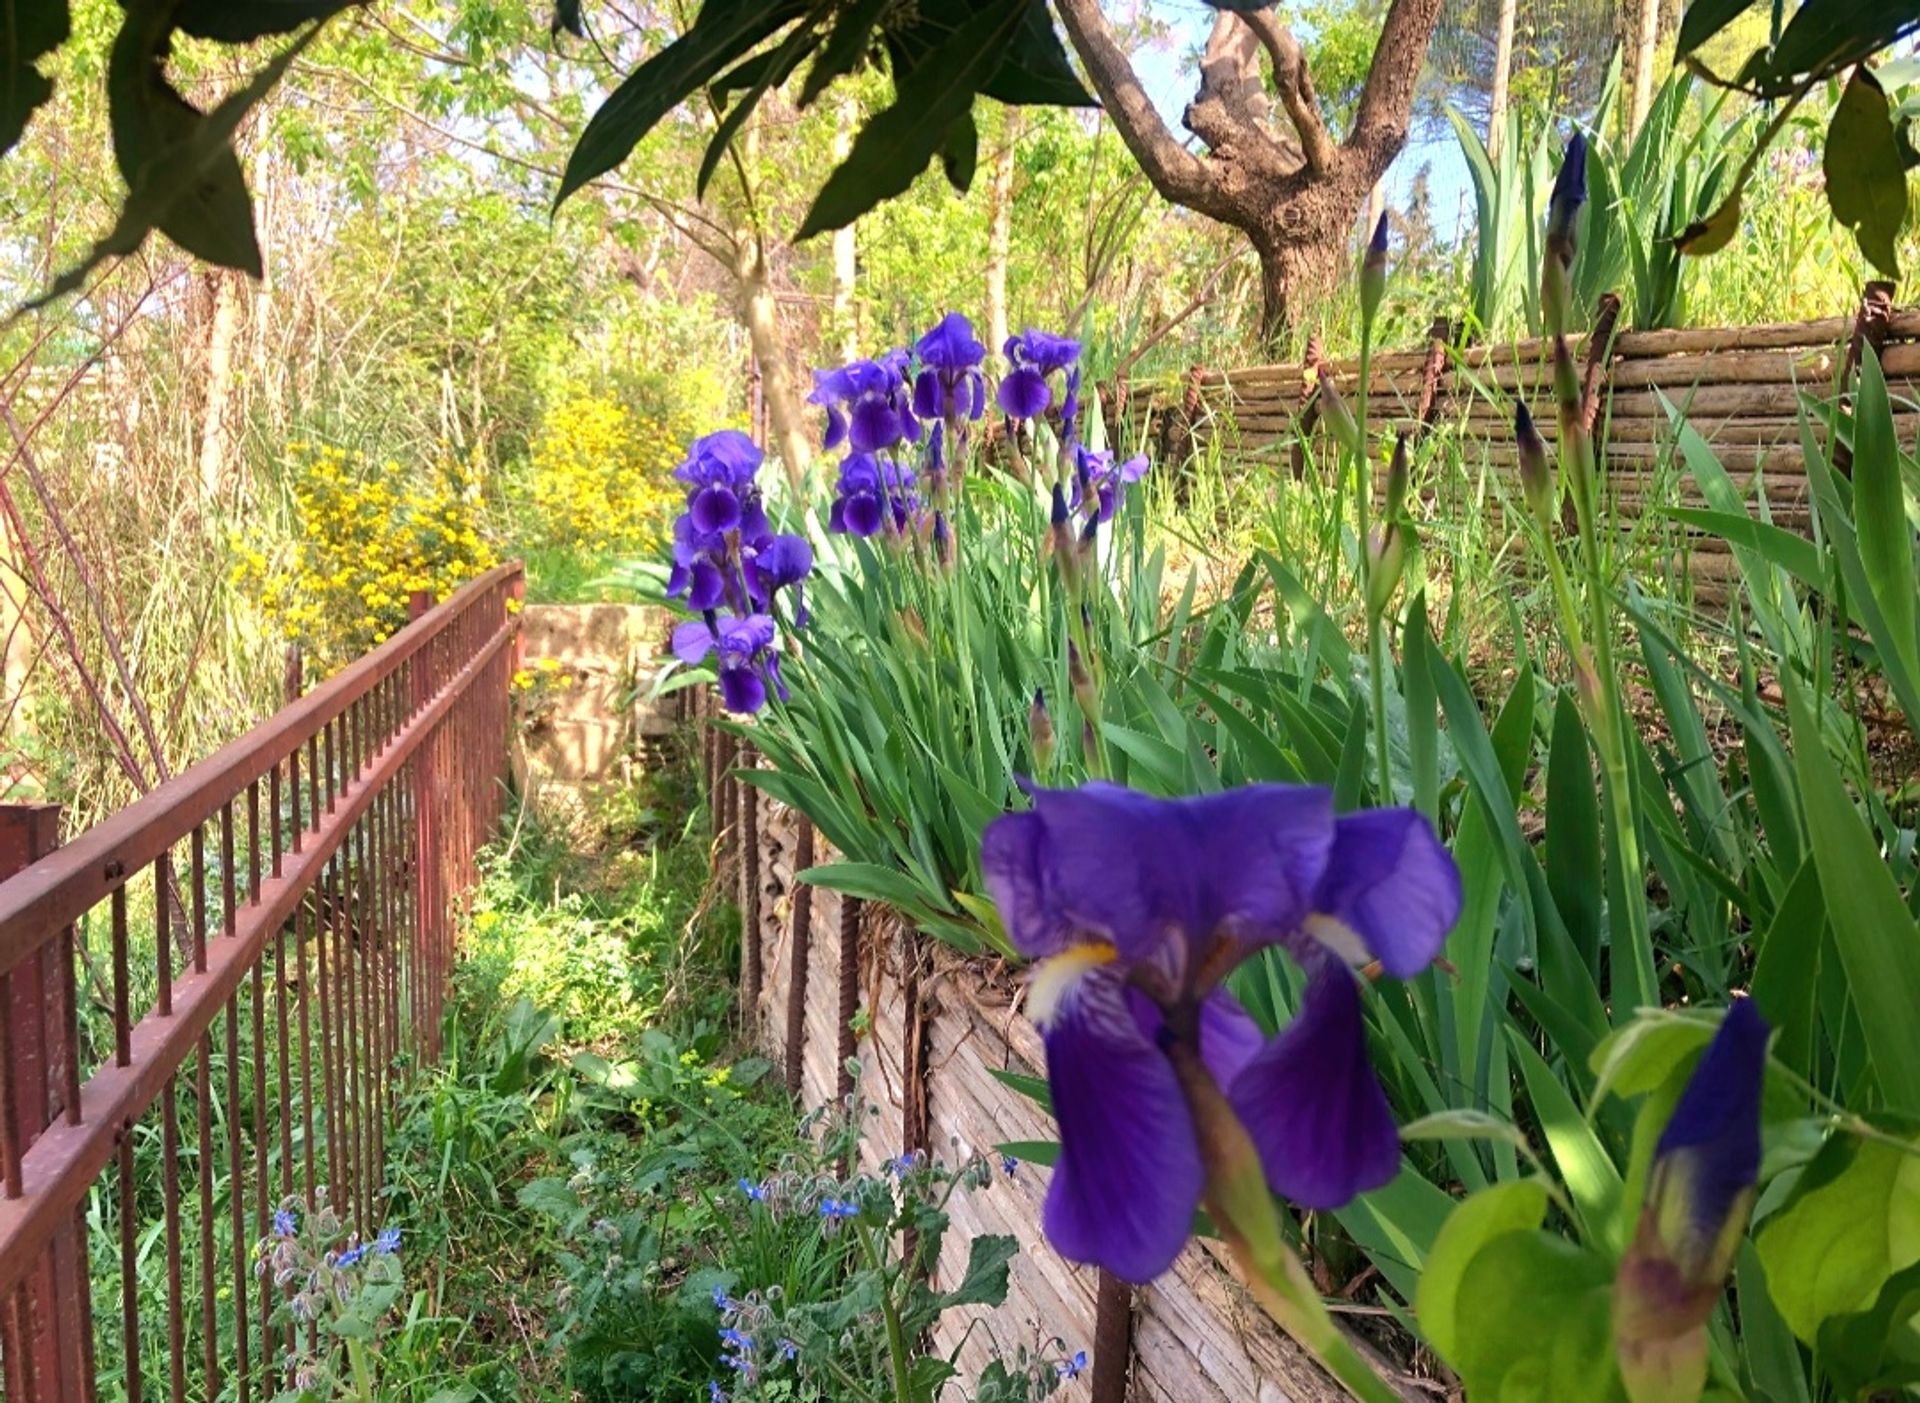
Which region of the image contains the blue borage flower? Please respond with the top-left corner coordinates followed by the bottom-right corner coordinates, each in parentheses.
top-left (273, 1207), bottom-right (298, 1239)
top-left (981, 780), bottom-right (1461, 1282)
top-left (1001, 1154), bottom-right (1018, 1179)
top-left (737, 1177), bottom-right (767, 1202)
top-left (810, 350), bottom-right (919, 453)
top-left (373, 1226), bottom-right (400, 1256)
top-left (998, 329), bottom-right (1081, 421)
top-left (912, 312), bottom-right (987, 422)
top-left (1058, 1350), bottom-right (1087, 1380)
top-left (1614, 1000), bottom-right (1769, 1400)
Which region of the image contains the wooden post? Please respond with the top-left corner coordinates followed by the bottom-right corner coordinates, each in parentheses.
top-left (0, 803), bottom-right (96, 1403)
top-left (739, 745), bottom-right (762, 1023)
top-left (1090, 1269), bottom-right (1134, 1402)
top-left (784, 819), bottom-right (815, 1096)
top-left (836, 896), bottom-right (862, 1102)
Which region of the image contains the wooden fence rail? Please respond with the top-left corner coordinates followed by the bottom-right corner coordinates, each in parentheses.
top-left (0, 562), bottom-right (522, 1401)
top-left (1147, 298), bottom-right (1920, 598)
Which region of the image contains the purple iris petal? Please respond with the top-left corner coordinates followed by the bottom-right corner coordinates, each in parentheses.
top-left (913, 369), bottom-right (942, 421)
top-left (997, 367), bottom-right (1050, 420)
top-left (671, 620), bottom-right (716, 666)
top-left (849, 399), bottom-right (902, 453)
top-left (686, 561), bottom-right (725, 612)
top-left (1228, 961), bottom-right (1400, 1210)
top-left (967, 369), bottom-right (985, 420)
top-left (755, 534), bottom-right (813, 589)
top-left (1130, 986), bottom-right (1264, 1091)
top-left (842, 494), bottom-right (883, 537)
top-left (823, 406), bottom-right (847, 451)
top-left (916, 311), bottom-right (986, 371)
top-left (1003, 783), bottom-right (1334, 964)
top-left (1038, 964), bottom-right (1202, 1283)
top-left (1654, 999), bottom-right (1768, 1275)
top-left (674, 429), bottom-right (762, 488)
top-left (690, 484), bottom-right (741, 534)
top-left (719, 665), bottom-right (767, 715)
top-left (1310, 809), bottom-right (1461, 977)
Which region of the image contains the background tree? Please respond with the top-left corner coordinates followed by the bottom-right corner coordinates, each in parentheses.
top-left (1051, 0), bottom-right (1444, 346)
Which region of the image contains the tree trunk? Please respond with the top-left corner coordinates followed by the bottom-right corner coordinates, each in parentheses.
top-left (829, 97), bottom-right (858, 362)
top-left (985, 111), bottom-right (1020, 366)
top-left (1629, 0), bottom-right (1660, 138)
top-left (737, 242), bottom-right (813, 493)
top-left (1487, 0), bottom-right (1518, 162)
top-left (1254, 230), bottom-right (1346, 351)
top-left (197, 268), bottom-right (243, 503)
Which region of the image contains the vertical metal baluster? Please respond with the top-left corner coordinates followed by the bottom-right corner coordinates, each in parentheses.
top-left (117, 1129), bottom-right (141, 1401)
top-left (193, 826), bottom-right (219, 1397)
top-left (162, 1074), bottom-right (184, 1403)
top-left (250, 787), bottom-right (271, 1391)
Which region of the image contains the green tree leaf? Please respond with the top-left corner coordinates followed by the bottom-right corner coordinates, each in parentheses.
top-left (1824, 69), bottom-right (1908, 279)
top-left (796, 1), bottom-right (1016, 237)
top-left (1756, 1131), bottom-right (1920, 1344)
top-left (1444, 1229), bottom-right (1623, 1400)
top-left (0, 0), bottom-right (69, 159)
top-left (1817, 1260), bottom-right (1920, 1396)
top-left (1676, 0), bottom-right (1757, 56)
top-left (555, 0), bottom-right (806, 209)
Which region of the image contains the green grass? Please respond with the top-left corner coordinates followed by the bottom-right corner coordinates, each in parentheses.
top-left (357, 764), bottom-right (817, 1401)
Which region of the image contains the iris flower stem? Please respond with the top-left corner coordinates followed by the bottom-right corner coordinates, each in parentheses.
top-left (1562, 427), bottom-right (1658, 1014)
top-left (1353, 333), bottom-right (1395, 807)
top-left (854, 1221), bottom-right (917, 1403)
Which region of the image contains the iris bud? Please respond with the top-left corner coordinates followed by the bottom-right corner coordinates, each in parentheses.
top-left (1384, 432), bottom-right (1410, 521)
top-left (1068, 640), bottom-right (1097, 721)
top-left (1613, 1001), bottom-right (1769, 1403)
top-left (1514, 399), bottom-right (1553, 527)
top-left (1316, 369), bottom-right (1362, 458)
top-left (1359, 212), bottom-right (1389, 331)
top-left (1542, 133), bottom-right (1586, 338)
top-left (932, 510), bottom-right (955, 570)
top-left (1365, 524), bottom-right (1408, 619)
top-left (1029, 688), bottom-right (1056, 772)
top-left (1050, 483), bottom-right (1080, 591)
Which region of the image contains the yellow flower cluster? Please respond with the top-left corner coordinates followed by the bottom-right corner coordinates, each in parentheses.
top-left (240, 441), bottom-right (500, 669)
top-left (526, 392), bottom-right (684, 554)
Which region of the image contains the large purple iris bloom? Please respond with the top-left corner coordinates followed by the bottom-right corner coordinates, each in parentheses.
top-left (827, 453), bottom-right (919, 538)
top-left (981, 782), bottom-right (1460, 1283)
top-left (912, 312), bottom-right (988, 422)
top-left (997, 329), bottom-right (1081, 421)
top-left (810, 351), bottom-right (919, 453)
top-left (672, 612), bottom-right (784, 715)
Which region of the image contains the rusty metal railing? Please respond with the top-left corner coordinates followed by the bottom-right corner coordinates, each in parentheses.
top-left (0, 561), bottom-right (523, 1401)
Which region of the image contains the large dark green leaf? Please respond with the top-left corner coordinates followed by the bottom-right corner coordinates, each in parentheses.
top-left (939, 109), bottom-right (979, 191)
top-left (1676, 0), bottom-right (1757, 56)
top-left (797, 0), bottom-right (889, 106)
top-left (552, 0), bottom-right (585, 38)
top-left (110, 7), bottom-right (262, 275)
top-left (986, 0), bottom-right (1093, 106)
top-left (1824, 69), bottom-right (1908, 279)
top-left (0, 0), bottom-right (69, 159)
top-left (796, 1), bottom-right (1015, 237)
top-left (173, 0), bottom-right (364, 41)
top-left (1768, 0), bottom-right (1920, 85)
top-left (555, 0), bottom-right (805, 208)
top-left (937, 1234), bottom-right (1018, 1309)
top-left (696, 18), bottom-right (820, 197)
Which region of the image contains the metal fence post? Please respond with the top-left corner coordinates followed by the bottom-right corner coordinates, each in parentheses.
top-left (0, 803), bottom-right (94, 1403)
top-left (409, 590), bottom-right (440, 1058)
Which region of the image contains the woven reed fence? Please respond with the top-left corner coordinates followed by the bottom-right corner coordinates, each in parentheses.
top-left (682, 695), bottom-right (1430, 1403)
top-left (1149, 293), bottom-right (1920, 600)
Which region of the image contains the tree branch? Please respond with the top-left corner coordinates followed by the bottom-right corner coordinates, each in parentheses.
top-left (1240, 9), bottom-right (1336, 176)
top-left (1185, 13), bottom-right (1299, 178)
top-left (1049, 0), bottom-right (1240, 221)
top-left (1346, 0), bottom-right (1445, 168)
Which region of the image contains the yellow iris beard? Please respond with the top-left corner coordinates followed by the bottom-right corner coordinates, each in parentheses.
top-left (1027, 943), bottom-right (1118, 1027)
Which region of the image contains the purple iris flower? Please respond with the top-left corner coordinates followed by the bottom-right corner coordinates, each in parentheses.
top-left (673, 613), bottom-right (780, 715)
top-left (1070, 446), bottom-right (1150, 523)
top-left (809, 350), bottom-right (919, 453)
top-left (747, 533), bottom-right (813, 626)
top-left (912, 312), bottom-right (988, 422)
top-left (997, 328), bottom-right (1082, 421)
top-left (827, 453), bottom-right (919, 538)
top-left (981, 782), bottom-right (1460, 1283)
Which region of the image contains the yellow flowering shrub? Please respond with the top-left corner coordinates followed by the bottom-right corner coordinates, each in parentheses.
top-left (526, 392), bottom-right (683, 554)
top-left (240, 441), bottom-right (500, 668)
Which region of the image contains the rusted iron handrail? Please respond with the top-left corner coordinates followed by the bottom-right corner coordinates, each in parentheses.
top-left (0, 561), bottom-right (522, 1401)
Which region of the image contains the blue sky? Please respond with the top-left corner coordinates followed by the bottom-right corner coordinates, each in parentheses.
top-left (1116, 0), bottom-right (1478, 246)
